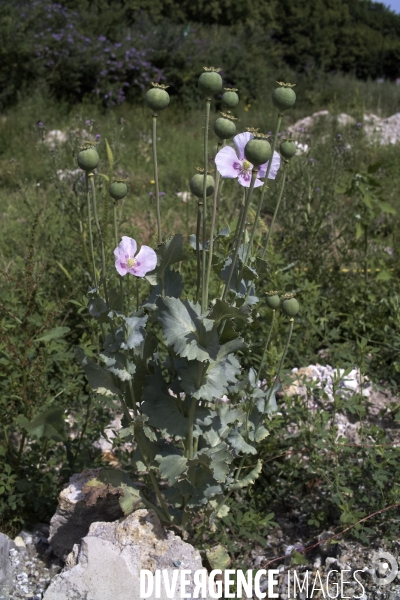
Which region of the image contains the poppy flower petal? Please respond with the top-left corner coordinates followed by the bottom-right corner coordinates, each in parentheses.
top-left (215, 146), bottom-right (241, 178)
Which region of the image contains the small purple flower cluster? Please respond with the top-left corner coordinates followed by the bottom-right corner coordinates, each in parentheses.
top-left (13, 0), bottom-right (165, 107)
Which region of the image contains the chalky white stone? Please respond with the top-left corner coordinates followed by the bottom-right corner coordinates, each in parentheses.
top-left (43, 509), bottom-right (209, 600)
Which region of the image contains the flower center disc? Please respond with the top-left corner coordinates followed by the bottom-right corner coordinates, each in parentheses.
top-left (127, 257), bottom-right (136, 268)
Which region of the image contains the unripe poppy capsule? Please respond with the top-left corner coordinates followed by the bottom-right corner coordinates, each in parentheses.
top-left (244, 139), bottom-right (272, 166)
top-left (265, 293), bottom-right (280, 310)
top-left (190, 173), bottom-right (215, 198)
top-left (109, 181), bottom-right (128, 201)
top-left (222, 90), bottom-right (239, 108)
top-left (281, 296), bottom-right (299, 317)
top-left (77, 147), bottom-right (99, 172)
top-left (146, 88), bottom-right (170, 111)
top-left (272, 86), bottom-right (296, 112)
top-left (198, 71), bottom-right (223, 96)
top-left (214, 117), bottom-right (236, 140)
top-left (280, 140), bottom-right (297, 159)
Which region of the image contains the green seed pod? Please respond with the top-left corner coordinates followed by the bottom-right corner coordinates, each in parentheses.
top-left (280, 140), bottom-right (297, 160)
top-left (222, 90), bottom-right (239, 108)
top-left (272, 84), bottom-right (296, 112)
top-left (281, 296), bottom-right (299, 317)
top-left (244, 138), bottom-right (272, 166)
top-left (198, 71), bottom-right (223, 96)
top-left (146, 87), bottom-right (170, 111)
top-left (214, 117), bottom-right (236, 140)
top-left (265, 292), bottom-right (280, 310)
top-left (190, 173), bottom-right (215, 198)
top-left (77, 147), bottom-right (99, 172)
top-left (109, 181), bottom-right (128, 201)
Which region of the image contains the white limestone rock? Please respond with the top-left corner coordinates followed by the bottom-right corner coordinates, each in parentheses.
top-left (48, 468), bottom-right (124, 561)
top-left (43, 509), bottom-right (208, 600)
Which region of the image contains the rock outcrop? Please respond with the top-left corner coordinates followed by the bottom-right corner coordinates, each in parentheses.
top-left (48, 469), bottom-right (124, 561)
top-left (43, 509), bottom-right (208, 600)
top-left (287, 110), bottom-right (400, 146)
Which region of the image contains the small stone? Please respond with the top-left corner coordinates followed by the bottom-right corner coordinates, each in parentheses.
top-left (313, 556), bottom-right (322, 568)
top-left (14, 536), bottom-right (27, 549)
top-left (19, 533), bottom-right (33, 546)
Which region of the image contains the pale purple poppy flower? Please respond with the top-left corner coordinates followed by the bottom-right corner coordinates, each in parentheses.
top-left (114, 236), bottom-right (157, 277)
top-left (215, 132), bottom-right (280, 188)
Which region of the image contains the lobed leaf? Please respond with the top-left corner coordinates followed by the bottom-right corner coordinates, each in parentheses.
top-left (156, 297), bottom-right (219, 362)
top-left (75, 346), bottom-right (122, 396)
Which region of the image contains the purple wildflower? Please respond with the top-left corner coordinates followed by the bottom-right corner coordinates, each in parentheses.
top-left (215, 132), bottom-right (280, 188)
top-left (37, 121), bottom-right (44, 128)
top-left (95, 134), bottom-right (101, 140)
top-left (114, 236), bottom-right (157, 277)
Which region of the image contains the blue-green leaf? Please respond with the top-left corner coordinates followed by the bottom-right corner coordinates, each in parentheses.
top-left (75, 346), bottom-right (122, 396)
top-left (180, 339), bottom-right (243, 401)
top-left (99, 352), bottom-right (135, 381)
top-left (156, 297), bottom-right (219, 361)
top-left (121, 314), bottom-right (148, 350)
top-left (158, 455), bottom-right (188, 485)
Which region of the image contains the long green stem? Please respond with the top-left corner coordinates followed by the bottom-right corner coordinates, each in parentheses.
top-left (221, 170), bottom-right (258, 302)
top-left (201, 98), bottom-right (211, 313)
top-left (148, 470), bottom-right (171, 523)
top-left (113, 201), bottom-right (119, 248)
top-left (244, 113), bottom-right (283, 266)
top-left (85, 172), bottom-right (98, 288)
top-left (232, 189), bottom-right (246, 249)
top-left (89, 174), bottom-right (109, 306)
top-left (261, 160), bottom-right (289, 260)
top-left (195, 201), bottom-right (202, 304)
top-left (186, 397), bottom-right (197, 460)
top-left (204, 171), bottom-right (221, 308)
top-left (267, 318), bottom-right (294, 404)
top-left (257, 310), bottom-right (276, 380)
top-left (113, 201), bottom-right (124, 313)
top-left (134, 422), bottom-right (171, 523)
top-left (152, 113), bottom-right (162, 245)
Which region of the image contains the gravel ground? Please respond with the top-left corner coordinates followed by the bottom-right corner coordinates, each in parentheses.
top-left (3, 522), bottom-right (400, 599)
top-left (249, 517), bottom-right (400, 599)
